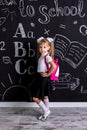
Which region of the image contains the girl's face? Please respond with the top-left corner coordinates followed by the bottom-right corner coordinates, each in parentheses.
top-left (39, 42), bottom-right (50, 54)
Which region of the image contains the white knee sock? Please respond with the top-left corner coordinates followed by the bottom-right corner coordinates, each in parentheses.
top-left (38, 101), bottom-right (48, 113)
top-left (44, 98), bottom-right (49, 109)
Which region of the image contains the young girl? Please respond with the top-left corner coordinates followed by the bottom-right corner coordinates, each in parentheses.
top-left (32, 37), bottom-right (56, 121)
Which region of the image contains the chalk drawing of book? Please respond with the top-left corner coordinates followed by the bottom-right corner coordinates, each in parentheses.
top-left (54, 34), bottom-right (87, 69)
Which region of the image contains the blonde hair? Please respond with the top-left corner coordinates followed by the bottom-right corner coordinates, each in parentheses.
top-left (37, 38), bottom-right (54, 60)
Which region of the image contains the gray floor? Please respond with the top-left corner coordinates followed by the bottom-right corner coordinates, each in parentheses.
top-left (0, 107), bottom-right (87, 130)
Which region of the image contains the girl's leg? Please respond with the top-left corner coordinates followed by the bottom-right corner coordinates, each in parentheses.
top-left (44, 96), bottom-right (50, 110)
top-left (32, 97), bottom-right (48, 113)
top-left (33, 97), bottom-right (50, 120)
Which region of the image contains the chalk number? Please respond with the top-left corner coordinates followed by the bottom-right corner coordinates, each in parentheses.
top-left (0, 41), bottom-right (6, 51)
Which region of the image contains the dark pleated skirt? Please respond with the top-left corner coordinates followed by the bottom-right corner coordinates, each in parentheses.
top-left (31, 73), bottom-right (50, 100)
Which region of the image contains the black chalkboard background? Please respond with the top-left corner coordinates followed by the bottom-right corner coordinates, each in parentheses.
top-left (0, 0), bottom-right (87, 101)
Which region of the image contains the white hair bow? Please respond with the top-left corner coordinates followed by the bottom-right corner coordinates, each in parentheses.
top-left (37, 37), bottom-right (44, 43)
top-left (47, 37), bottom-right (54, 42)
top-left (37, 37), bottom-right (54, 43)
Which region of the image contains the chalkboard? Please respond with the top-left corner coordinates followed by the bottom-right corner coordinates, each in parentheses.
top-left (0, 0), bottom-right (87, 101)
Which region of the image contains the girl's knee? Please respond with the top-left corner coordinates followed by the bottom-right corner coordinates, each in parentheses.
top-left (32, 97), bottom-right (41, 103)
top-left (44, 96), bottom-right (48, 99)
top-left (32, 97), bottom-right (37, 102)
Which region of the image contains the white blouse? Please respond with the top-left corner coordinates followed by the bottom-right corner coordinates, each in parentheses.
top-left (37, 52), bottom-right (52, 73)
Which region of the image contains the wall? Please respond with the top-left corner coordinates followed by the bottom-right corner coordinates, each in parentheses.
top-left (0, 0), bottom-right (87, 102)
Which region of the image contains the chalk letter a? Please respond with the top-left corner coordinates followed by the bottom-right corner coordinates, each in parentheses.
top-left (13, 23), bottom-right (26, 38)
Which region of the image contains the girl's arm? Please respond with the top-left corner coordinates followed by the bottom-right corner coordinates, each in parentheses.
top-left (41, 60), bottom-right (56, 77)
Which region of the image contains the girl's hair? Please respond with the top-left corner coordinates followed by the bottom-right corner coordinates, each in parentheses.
top-left (37, 38), bottom-right (54, 60)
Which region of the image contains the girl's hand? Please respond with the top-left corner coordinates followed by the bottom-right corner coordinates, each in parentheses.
top-left (40, 72), bottom-right (49, 77)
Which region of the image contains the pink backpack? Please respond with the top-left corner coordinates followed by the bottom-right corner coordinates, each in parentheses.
top-left (44, 56), bottom-right (59, 81)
